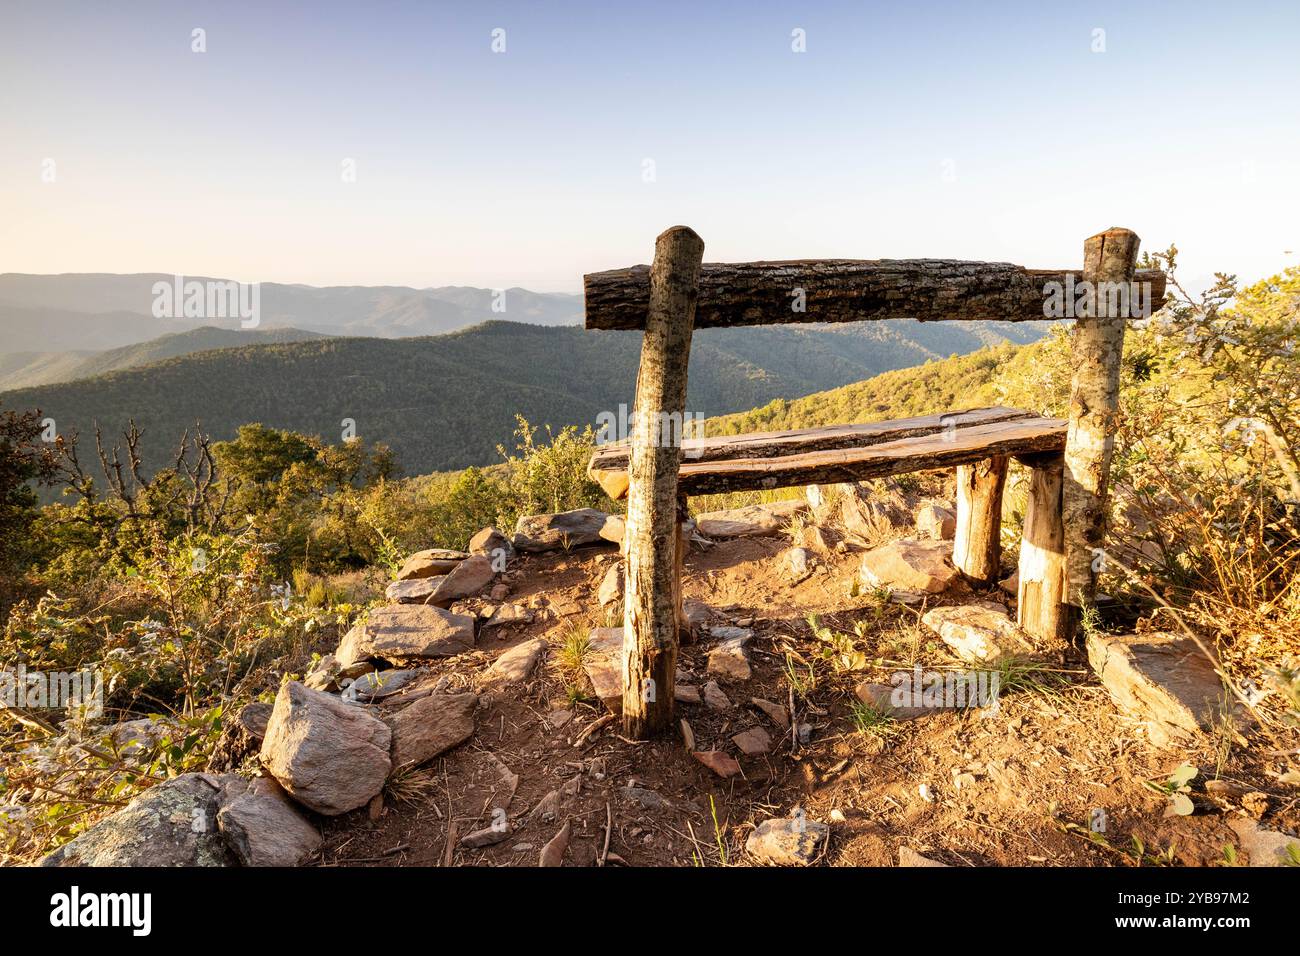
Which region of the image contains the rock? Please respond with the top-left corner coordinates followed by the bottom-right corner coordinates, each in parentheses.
top-left (732, 727), bottom-right (772, 755)
top-left (484, 638), bottom-right (547, 685)
top-left (680, 718), bottom-right (696, 750)
top-left (40, 774), bottom-right (235, 867)
top-left (598, 562), bottom-right (623, 607)
top-left (922, 603), bottom-right (1027, 664)
top-left (485, 602), bottom-right (533, 627)
top-left (468, 526), bottom-right (514, 563)
top-left (898, 847), bottom-right (948, 867)
top-left (426, 554), bottom-right (495, 608)
top-left (674, 684), bottom-right (701, 705)
top-left (343, 668), bottom-right (419, 702)
top-left (396, 549), bottom-right (467, 581)
top-left (217, 776), bottom-right (321, 867)
top-left (260, 682), bottom-right (392, 816)
top-left (709, 625), bottom-right (754, 641)
top-left (854, 681), bottom-right (931, 720)
top-left (598, 514), bottom-right (626, 546)
top-left (102, 716), bottom-right (175, 757)
top-left (581, 627), bottom-right (624, 712)
top-left (784, 546), bottom-right (814, 583)
top-left (387, 692), bottom-right (477, 771)
top-left (707, 635), bottom-right (752, 681)
top-left (695, 500), bottom-right (807, 538)
top-left (840, 489), bottom-right (909, 541)
top-left (208, 701), bottom-right (274, 771)
top-left (513, 509), bottom-right (612, 553)
top-left (751, 697), bottom-right (790, 729)
top-left (683, 599), bottom-right (712, 629)
top-left (999, 570), bottom-right (1019, 595)
top-left (462, 822), bottom-right (513, 848)
top-left (1086, 631), bottom-right (1226, 738)
top-left (859, 538), bottom-right (958, 594)
top-left (692, 750), bottom-right (741, 778)
top-left (489, 583), bottom-right (510, 601)
top-left (702, 680), bottom-right (732, 711)
top-left (1228, 819), bottom-right (1300, 866)
top-left (745, 816), bottom-right (829, 866)
top-left (623, 785), bottom-right (670, 810)
top-left (915, 503), bottom-right (957, 540)
top-left (539, 820), bottom-right (571, 866)
top-left (336, 604), bottom-right (475, 667)
top-left (303, 654), bottom-right (373, 692)
top-left (385, 577), bottom-right (444, 603)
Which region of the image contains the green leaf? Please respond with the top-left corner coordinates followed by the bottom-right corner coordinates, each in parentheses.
top-left (1168, 763), bottom-right (1198, 788)
top-left (1170, 792), bottom-right (1195, 816)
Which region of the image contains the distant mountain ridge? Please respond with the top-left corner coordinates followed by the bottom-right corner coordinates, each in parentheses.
top-left (2, 318), bottom-right (1056, 481)
top-left (0, 273), bottom-right (583, 352)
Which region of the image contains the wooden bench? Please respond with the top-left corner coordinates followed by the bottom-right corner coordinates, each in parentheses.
top-left (588, 404), bottom-right (1072, 651)
top-left (587, 226), bottom-right (1156, 737)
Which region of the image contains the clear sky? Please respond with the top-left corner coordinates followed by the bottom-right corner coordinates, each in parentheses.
top-left (2, 0), bottom-right (1297, 292)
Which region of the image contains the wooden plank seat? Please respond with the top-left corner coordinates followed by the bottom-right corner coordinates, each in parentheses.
top-left (587, 405), bottom-right (1065, 500)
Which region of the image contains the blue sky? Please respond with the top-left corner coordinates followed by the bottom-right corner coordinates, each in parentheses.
top-left (2, 0), bottom-right (1297, 291)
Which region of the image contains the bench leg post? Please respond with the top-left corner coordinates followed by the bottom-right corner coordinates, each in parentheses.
top-left (1062, 227), bottom-right (1140, 623)
top-left (953, 455), bottom-right (1007, 587)
top-left (622, 226), bottom-right (704, 739)
top-left (1017, 453), bottom-right (1076, 643)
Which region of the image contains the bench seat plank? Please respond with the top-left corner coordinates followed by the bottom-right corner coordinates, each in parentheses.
top-left (588, 406), bottom-right (1065, 499)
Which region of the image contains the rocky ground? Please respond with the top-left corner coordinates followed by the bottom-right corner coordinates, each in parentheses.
top-left (43, 480), bottom-right (1300, 868)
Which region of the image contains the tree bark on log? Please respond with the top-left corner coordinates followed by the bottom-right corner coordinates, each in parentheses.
top-left (622, 226), bottom-right (704, 738)
top-left (1017, 453), bottom-right (1076, 644)
top-left (1062, 228), bottom-right (1140, 614)
top-left (953, 455), bottom-right (1007, 586)
top-left (585, 259), bottom-right (1165, 330)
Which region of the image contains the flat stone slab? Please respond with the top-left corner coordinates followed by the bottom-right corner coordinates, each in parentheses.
top-left (692, 750), bottom-right (741, 779)
top-left (1229, 819), bottom-right (1300, 867)
top-left (513, 508), bottom-right (612, 552)
top-left (387, 692), bottom-right (478, 771)
top-left (426, 554), bottom-right (495, 608)
top-left (746, 817), bottom-right (828, 866)
top-left (707, 635), bottom-right (752, 681)
top-left (915, 503), bottom-right (956, 540)
top-left (582, 627), bottom-right (625, 713)
top-left (484, 638), bottom-right (547, 685)
top-left (344, 668), bottom-right (420, 702)
top-left (336, 604), bottom-right (475, 667)
top-left (859, 538), bottom-right (958, 594)
top-left (1086, 631), bottom-right (1227, 738)
top-left (732, 726), bottom-right (772, 755)
top-left (598, 562), bottom-right (623, 607)
top-left (695, 500), bottom-right (807, 539)
top-left (386, 577), bottom-right (444, 603)
top-left (396, 549), bottom-right (467, 581)
top-left (922, 603), bottom-right (1028, 663)
top-left (855, 681), bottom-right (934, 720)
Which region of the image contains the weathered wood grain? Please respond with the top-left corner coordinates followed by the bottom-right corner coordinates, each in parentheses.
top-left (621, 226), bottom-right (703, 739)
top-left (953, 455), bottom-right (1008, 587)
top-left (589, 410), bottom-right (1065, 499)
top-left (585, 259), bottom-right (1166, 330)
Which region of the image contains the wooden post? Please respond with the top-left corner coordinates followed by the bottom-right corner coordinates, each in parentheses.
top-left (952, 455), bottom-right (1007, 586)
top-left (622, 226), bottom-right (704, 738)
top-left (1017, 452), bottom-right (1075, 643)
top-left (1062, 227), bottom-right (1140, 618)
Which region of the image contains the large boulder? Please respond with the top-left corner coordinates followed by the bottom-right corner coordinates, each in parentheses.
top-left (859, 539), bottom-right (959, 594)
top-left (426, 554), bottom-right (496, 608)
top-left (217, 776), bottom-right (321, 867)
top-left (40, 774), bottom-right (234, 867)
top-left (513, 509), bottom-right (612, 552)
top-left (336, 604), bottom-right (475, 667)
top-left (388, 692), bottom-right (478, 771)
top-left (695, 500), bottom-right (807, 539)
top-left (260, 682), bottom-right (392, 816)
top-left (1086, 631), bottom-right (1226, 739)
top-left (396, 549), bottom-right (468, 581)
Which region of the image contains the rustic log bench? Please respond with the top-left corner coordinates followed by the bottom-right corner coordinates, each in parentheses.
top-left (583, 226), bottom-right (1160, 737)
top-left (588, 404), bottom-right (1073, 649)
